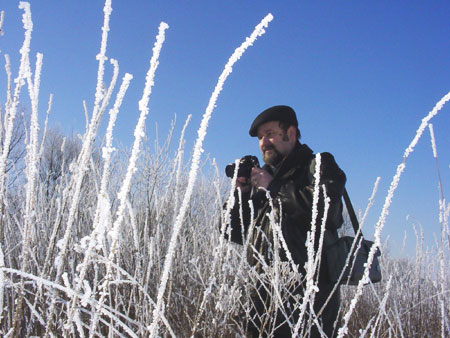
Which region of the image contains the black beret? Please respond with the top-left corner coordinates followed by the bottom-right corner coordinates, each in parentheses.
top-left (249, 105), bottom-right (298, 137)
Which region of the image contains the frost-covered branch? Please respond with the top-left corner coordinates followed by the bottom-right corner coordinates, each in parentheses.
top-left (90, 21), bottom-right (168, 338)
top-left (293, 153), bottom-right (321, 336)
top-left (0, 1), bottom-right (33, 223)
top-left (148, 13), bottom-right (273, 336)
top-left (65, 70), bottom-right (132, 334)
top-left (338, 90), bottom-right (450, 338)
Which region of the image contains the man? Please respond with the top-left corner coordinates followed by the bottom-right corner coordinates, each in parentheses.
top-left (224, 105), bottom-right (346, 337)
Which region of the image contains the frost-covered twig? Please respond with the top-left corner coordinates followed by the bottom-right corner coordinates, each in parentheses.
top-left (428, 123), bottom-right (448, 337)
top-left (293, 153), bottom-right (322, 337)
top-left (357, 177), bottom-right (381, 233)
top-left (366, 277), bottom-right (392, 338)
top-left (44, 1), bottom-right (117, 336)
top-left (2, 267), bottom-right (141, 338)
top-left (148, 13), bottom-right (273, 337)
top-left (0, 10), bottom-right (5, 37)
top-left (0, 2), bottom-right (33, 237)
top-left (8, 4), bottom-right (40, 335)
top-left (173, 114), bottom-right (191, 212)
top-left (189, 160), bottom-right (242, 337)
top-left (264, 190), bottom-right (290, 329)
top-left (0, 243), bottom-right (4, 322)
top-left (428, 124), bottom-right (448, 246)
top-left (90, 21), bottom-right (168, 338)
top-left (12, 51), bottom-right (43, 335)
top-left (101, 71), bottom-right (131, 197)
top-left (65, 70), bottom-right (132, 334)
top-left (338, 90), bottom-right (450, 338)
top-left (318, 177), bottom-right (381, 325)
top-left (38, 94), bottom-right (53, 161)
top-left (3, 55), bottom-right (12, 110)
top-left (23, 51), bottom-right (43, 247)
top-left (270, 197), bottom-right (300, 276)
top-left (428, 124), bottom-right (446, 222)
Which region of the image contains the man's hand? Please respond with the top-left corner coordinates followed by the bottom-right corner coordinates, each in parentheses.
top-left (235, 177), bottom-right (251, 193)
top-left (250, 167), bottom-right (273, 190)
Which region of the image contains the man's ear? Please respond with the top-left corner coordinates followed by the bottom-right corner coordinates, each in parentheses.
top-left (287, 125), bottom-right (297, 142)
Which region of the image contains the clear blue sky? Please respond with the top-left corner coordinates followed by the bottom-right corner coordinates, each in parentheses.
top-left (1, 1), bottom-right (449, 256)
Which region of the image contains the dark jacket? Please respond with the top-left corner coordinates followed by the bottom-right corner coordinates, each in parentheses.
top-left (225, 143), bottom-right (346, 280)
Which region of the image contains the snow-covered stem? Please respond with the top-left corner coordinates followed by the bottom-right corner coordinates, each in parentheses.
top-left (83, 100), bottom-right (89, 131)
top-left (0, 10), bottom-right (4, 36)
top-left (338, 90), bottom-right (450, 338)
top-left (174, 114), bottom-right (192, 213)
top-left (319, 177), bottom-right (382, 323)
top-left (264, 189), bottom-right (289, 316)
top-left (0, 1), bottom-right (33, 225)
top-left (428, 123), bottom-right (448, 336)
top-left (49, 57), bottom-right (118, 334)
top-left (52, 14), bottom-right (118, 286)
top-left (313, 186), bottom-right (330, 284)
top-left (0, 243), bottom-right (4, 322)
top-left (368, 277), bottom-right (393, 338)
top-left (438, 240), bottom-right (446, 338)
top-left (189, 166), bottom-right (240, 338)
top-left (428, 124), bottom-right (447, 239)
top-left (8, 4), bottom-right (37, 336)
top-left (90, 21), bottom-right (168, 337)
top-left (127, 198), bottom-right (139, 256)
top-left (93, 0), bottom-right (112, 111)
top-left (360, 177), bottom-right (381, 227)
top-left (2, 2), bottom-right (448, 335)
top-left (148, 13), bottom-right (273, 336)
top-left (428, 124), bottom-right (438, 159)
top-left (38, 93), bottom-right (53, 161)
top-left (264, 188), bottom-right (300, 276)
top-left (293, 153), bottom-right (322, 337)
top-left (100, 72), bottom-right (132, 197)
top-left (190, 160), bottom-right (253, 337)
top-left (221, 161), bottom-right (240, 233)
top-left (24, 52), bottom-right (42, 240)
top-left (1, 267), bottom-right (141, 338)
top-left (4, 54), bottom-right (12, 107)
top-left (146, 118), bottom-right (177, 219)
top-left (44, 2), bottom-right (117, 336)
top-left (306, 188), bottom-right (332, 337)
top-left (13, 52), bottom-right (43, 335)
top-left (65, 70), bottom-right (132, 334)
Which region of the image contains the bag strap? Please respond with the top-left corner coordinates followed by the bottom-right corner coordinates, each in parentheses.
top-left (308, 153), bottom-right (363, 238)
top-left (342, 188), bottom-right (364, 239)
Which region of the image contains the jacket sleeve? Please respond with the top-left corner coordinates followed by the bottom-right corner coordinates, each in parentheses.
top-left (269, 152), bottom-right (346, 231)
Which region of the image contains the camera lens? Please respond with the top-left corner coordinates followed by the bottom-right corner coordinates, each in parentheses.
top-left (225, 163), bottom-right (236, 178)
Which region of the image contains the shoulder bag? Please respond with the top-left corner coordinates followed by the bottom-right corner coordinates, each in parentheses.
top-left (326, 189), bottom-right (382, 286)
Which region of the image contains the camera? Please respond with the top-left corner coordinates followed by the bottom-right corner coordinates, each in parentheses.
top-left (225, 155), bottom-right (260, 181)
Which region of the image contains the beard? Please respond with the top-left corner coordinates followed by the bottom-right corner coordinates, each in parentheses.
top-left (262, 145), bottom-right (283, 166)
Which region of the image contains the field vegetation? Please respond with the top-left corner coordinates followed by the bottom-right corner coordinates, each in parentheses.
top-left (0, 1), bottom-right (448, 337)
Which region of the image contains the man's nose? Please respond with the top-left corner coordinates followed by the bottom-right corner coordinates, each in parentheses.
top-left (260, 136), bottom-right (271, 147)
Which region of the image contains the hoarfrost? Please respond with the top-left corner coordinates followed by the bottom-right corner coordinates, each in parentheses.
top-left (149, 13), bottom-right (273, 337)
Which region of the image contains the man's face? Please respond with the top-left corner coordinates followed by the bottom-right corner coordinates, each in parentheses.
top-left (257, 121), bottom-right (296, 165)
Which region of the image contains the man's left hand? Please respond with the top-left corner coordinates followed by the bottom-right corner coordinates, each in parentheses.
top-left (250, 167), bottom-right (273, 190)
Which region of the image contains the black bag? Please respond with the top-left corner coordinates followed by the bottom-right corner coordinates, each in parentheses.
top-left (326, 189), bottom-right (382, 286)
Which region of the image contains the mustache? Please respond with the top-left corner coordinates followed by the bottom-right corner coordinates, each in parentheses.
top-left (263, 145), bottom-right (275, 152)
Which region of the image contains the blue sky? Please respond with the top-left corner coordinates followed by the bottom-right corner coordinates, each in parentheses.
top-left (1, 1), bottom-right (449, 256)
